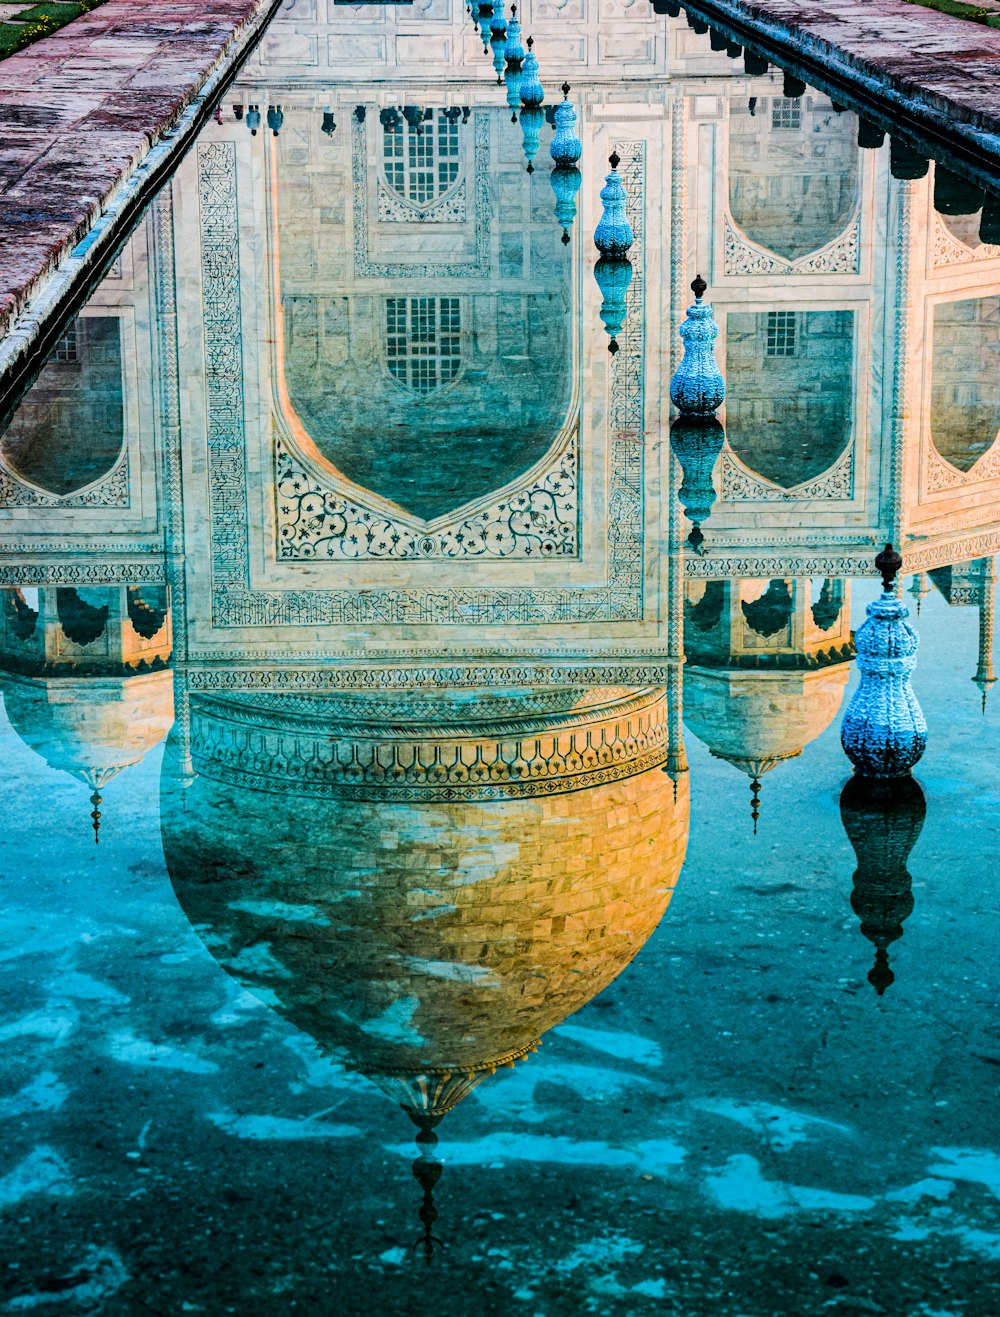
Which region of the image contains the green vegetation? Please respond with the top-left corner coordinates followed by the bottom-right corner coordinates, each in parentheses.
top-left (904, 0), bottom-right (1000, 27)
top-left (0, 0), bottom-right (107, 61)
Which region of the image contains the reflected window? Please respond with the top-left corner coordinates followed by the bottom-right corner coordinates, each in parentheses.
top-left (0, 316), bottom-right (124, 496)
top-left (770, 97), bottom-right (802, 131)
top-left (383, 109), bottom-right (460, 204)
top-left (766, 311), bottom-right (797, 357)
top-left (386, 297), bottom-right (461, 395)
top-left (51, 323), bottom-right (79, 364)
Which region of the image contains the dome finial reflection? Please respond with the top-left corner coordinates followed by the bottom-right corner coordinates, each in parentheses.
top-left (89, 788), bottom-right (102, 845)
top-left (412, 1128), bottom-right (445, 1265)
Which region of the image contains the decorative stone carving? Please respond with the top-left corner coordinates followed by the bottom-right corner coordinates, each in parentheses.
top-left (376, 179), bottom-right (466, 224)
top-left (932, 215), bottom-right (1000, 268)
top-left (0, 452), bottom-right (130, 509)
top-left (926, 436), bottom-right (1000, 491)
top-left (274, 432), bottom-right (578, 561)
top-left (189, 686), bottom-right (669, 802)
top-left (723, 210), bottom-right (861, 277)
top-left (721, 442), bottom-right (854, 502)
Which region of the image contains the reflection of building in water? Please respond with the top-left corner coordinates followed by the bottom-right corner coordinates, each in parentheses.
top-left (0, 586), bottom-right (174, 840)
top-left (728, 94), bottom-right (859, 261)
top-left (270, 104), bottom-right (573, 524)
top-left (0, 317), bottom-right (124, 497)
top-left (163, 686), bottom-right (689, 1127)
top-left (841, 774), bottom-right (925, 996)
top-left (683, 578), bottom-right (854, 828)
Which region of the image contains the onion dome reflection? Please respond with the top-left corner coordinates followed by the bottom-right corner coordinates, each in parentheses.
top-left (162, 686), bottom-right (689, 1132)
top-left (550, 164), bottom-right (581, 245)
top-left (1, 586), bottom-right (173, 842)
top-left (669, 414), bottom-right (725, 553)
top-left (841, 774), bottom-right (925, 996)
top-left (684, 579), bottom-right (854, 831)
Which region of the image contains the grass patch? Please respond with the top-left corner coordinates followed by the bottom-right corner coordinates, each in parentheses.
top-left (0, 0), bottom-right (104, 59)
top-left (904, 0), bottom-right (1000, 25)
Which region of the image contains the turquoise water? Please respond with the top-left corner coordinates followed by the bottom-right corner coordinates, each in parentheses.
top-left (1, 7), bottom-right (999, 1313)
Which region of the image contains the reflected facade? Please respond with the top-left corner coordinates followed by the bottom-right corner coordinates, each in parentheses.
top-left (1, 5), bottom-right (999, 1314)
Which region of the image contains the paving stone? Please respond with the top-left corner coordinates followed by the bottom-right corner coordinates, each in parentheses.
top-left (0, 0), bottom-right (281, 342)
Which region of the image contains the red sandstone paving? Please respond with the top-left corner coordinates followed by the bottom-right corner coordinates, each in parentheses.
top-left (698, 0), bottom-right (1000, 134)
top-left (0, 0), bottom-right (279, 343)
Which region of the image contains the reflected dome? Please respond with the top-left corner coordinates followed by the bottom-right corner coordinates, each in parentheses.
top-left (161, 686), bottom-right (689, 1126)
top-left (683, 664), bottom-right (850, 777)
top-left (1, 669), bottom-right (174, 790)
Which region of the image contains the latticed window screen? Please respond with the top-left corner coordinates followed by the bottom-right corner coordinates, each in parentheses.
top-left (765, 311), bottom-right (798, 357)
top-left (51, 321), bottom-right (79, 364)
top-left (382, 110), bottom-right (461, 204)
top-left (386, 298), bottom-right (461, 394)
top-left (770, 97), bottom-right (802, 131)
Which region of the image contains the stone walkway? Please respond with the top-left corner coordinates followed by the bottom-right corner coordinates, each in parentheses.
top-left (682, 0), bottom-right (1000, 178)
top-left (0, 0), bottom-right (280, 366)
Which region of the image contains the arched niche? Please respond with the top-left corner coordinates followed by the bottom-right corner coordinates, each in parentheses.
top-left (725, 310), bottom-right (854, 488)
top-left (728, 97), bottom-right (860, 262)
top-left (0, 317), bottom-right (124, 496)
top-left (931, 296), bottom-right (1000, 473)
top-left (271, 107), bottom-right (574, 524)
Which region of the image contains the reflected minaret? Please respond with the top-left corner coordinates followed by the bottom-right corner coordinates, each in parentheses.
top-left (841, 774), bottom-right (925, 996)
top-left (973, 556), bottom-right (997, 713)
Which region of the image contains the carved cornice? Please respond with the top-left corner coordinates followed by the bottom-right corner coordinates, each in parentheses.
top-left (189, 686), bottom-right (669, 800)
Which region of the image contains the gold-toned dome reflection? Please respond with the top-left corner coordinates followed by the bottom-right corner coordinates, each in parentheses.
top-left (161, 686), bottom-right (689, 1127)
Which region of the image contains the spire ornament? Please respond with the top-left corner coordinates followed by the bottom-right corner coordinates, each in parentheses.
top-left (841, 545), bottom-right (927, 778)
top-left (669, 414), bottom-right (725, 553)
top-left (594, 256), bottom-right (633, 354)
top-left (89, 788), bottom-right (102, 844)
top-left (519, 36), bottom-right (544, 107)
top-left (669, 276), bottom-right (725, 415)
top-left (490, 30), bottom-right (507, 82)
top-left (594, 153), bottom-right (633, 257)
top-left (519, 103), bottom-right (544, 173)
top-left (490, 0), bottom-right (507, 35)
top-left (550, 164), bottom-right (582, 244)
top-left (505, 64), bottom-right (523, 120)
top-left (476, 0), bottom-right (493, 50)
top-left (973, 556), bottom-right (996, 714)
top-left (411, 1127), bottom-right (444, 1264)
top-left (504, 4), bottom-right (525, 68)
top-left (841, 774), bottom-right (925, 996)
top-left (550, 83), bottom-right (582, 166)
